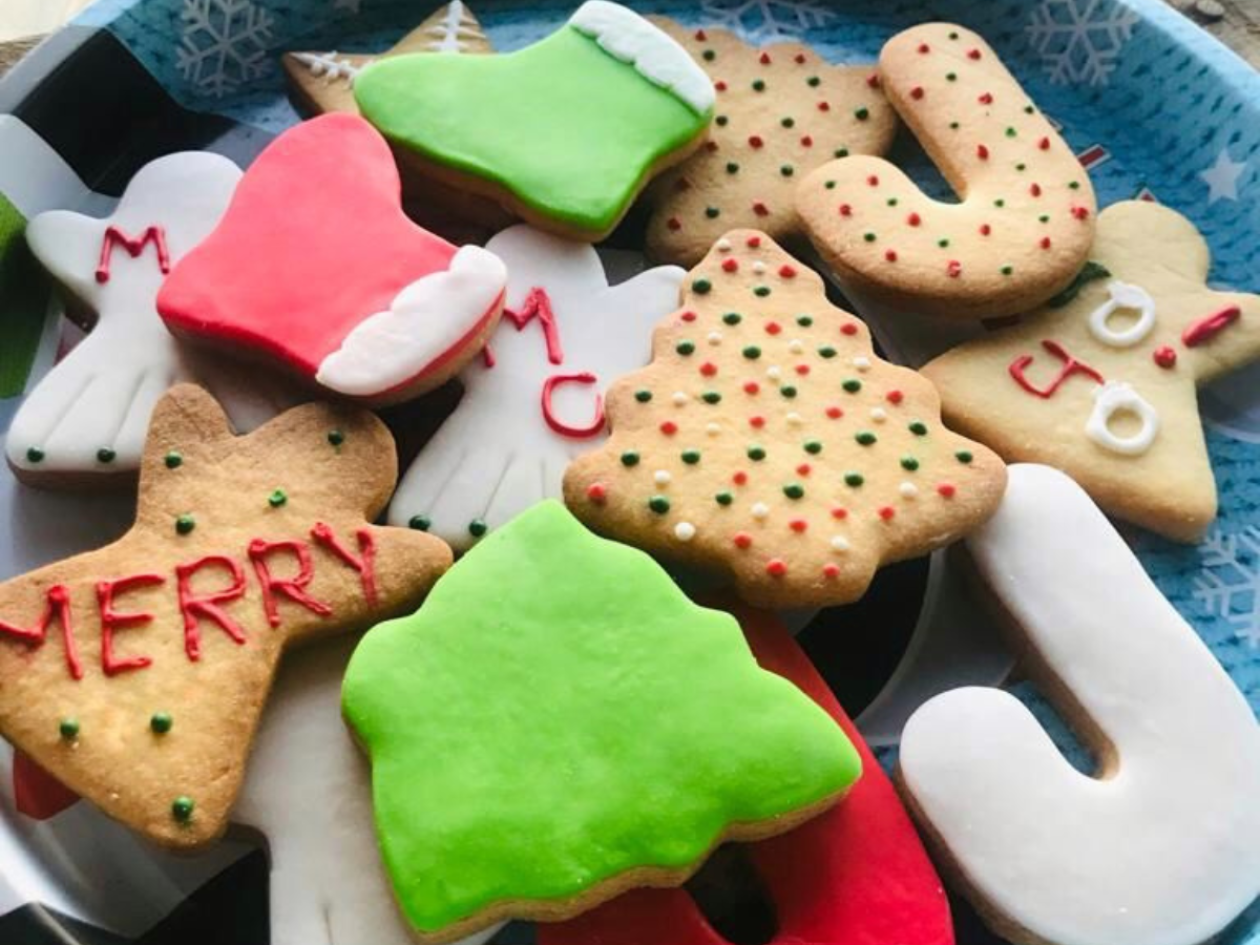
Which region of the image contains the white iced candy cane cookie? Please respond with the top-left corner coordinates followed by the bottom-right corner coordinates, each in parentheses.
top-left (388, 224), bottom-right (684, 550)
top-left (7, 152), bottom-right (298, 482)
top-left (235, 638), bottom-right (503, 945)
top-left (899, 464), bottom-right (1260, 945)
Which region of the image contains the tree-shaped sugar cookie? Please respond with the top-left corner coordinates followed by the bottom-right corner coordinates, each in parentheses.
top-left (643, 19), bottom-right (896, 267)
top-left (343, 501), bottom-right (859, 944)
top-left (922, 201), bottom-right (1260, 542)
top-left (563, 230), bottom-right (1007, 609)
top-left (796, 23), bottom-right (1097, 319)
top-left (0, 385), bottom-right (450, 849)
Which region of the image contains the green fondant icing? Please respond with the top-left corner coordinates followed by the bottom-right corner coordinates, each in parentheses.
top-left (355, 26), bottom-right (711, 234)
top-left (343, 501), bottom-right (858, 934)
top-left (0, 193), bottom-right (50, 400)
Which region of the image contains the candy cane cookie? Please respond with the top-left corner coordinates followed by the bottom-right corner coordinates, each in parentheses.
top-left (796, 23), bottom-right (1097, 319)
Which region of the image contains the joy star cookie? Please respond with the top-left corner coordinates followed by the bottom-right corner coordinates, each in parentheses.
top-left (157, 113), bottom-right (507, 406)
top-left (921, 200), bottom-right (1260, 542)
top-left (342, 501), bottom-right (859, 944)
top-left (6, 152), bottom-right (298, 488)
top-left (796, 23), bottom-right (1097, 319)
top-left (389, 223), bottom-right (685, 551)
top-left (644, 20), bottom-right (896, 267)
top-left (354, 1), bottom-right (715, 242)
top-left (899, 464), bottom-right (1260, 945)
top-left (562, 230), bottom-right (1007, 609)
top-left (0, 384), bottom-right (450, 849)
top-left (541, 602), bottom-right (953, 945)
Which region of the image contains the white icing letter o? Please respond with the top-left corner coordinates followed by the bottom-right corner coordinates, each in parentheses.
top-left (1085, 381), bottom-right (1159, 455)
top-left (1087, 280), bottom-right (1156, 348)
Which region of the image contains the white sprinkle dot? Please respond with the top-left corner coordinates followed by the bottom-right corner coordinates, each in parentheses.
top-left (655, 470), bottom-right (672, 485)
top-left (870, 407), bottom-right (888, 423)
top-left (900, 482), bottom-right (919, 498)
top-left (752, 502), bottom-right (770, 519)
top-left (753, 261), bottom-right (767, 274)
top-left (767, 366), bottom-right (783, 381)
top-left (831, 536), bottom-right (851, 552)
top-left (785, 412), bottom-right (803, 425)
top-left (788, 339), bottom-right (804, 354)
top-left (672, 391), bottom-right (689, 405)
top-left (716, 238), bottom-right (732, 252)
top-left (675, 521), bottom-right (697, 541)
top-left (706, 422), bottom-right (722, 436)
top-left (853, 356), bottom-right (872, 372)
top-left (708, 331), bottom-right (723, 345)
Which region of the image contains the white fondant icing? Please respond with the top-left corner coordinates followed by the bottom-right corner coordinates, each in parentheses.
top-left (900, 464), bottom-right (1260, 945)
top-left (1085, 380), bottom-right (1160, 455)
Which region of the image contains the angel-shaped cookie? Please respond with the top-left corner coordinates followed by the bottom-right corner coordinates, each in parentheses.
top-left (922, 201), bottom-right (1260, 541)
top-left (0, 385), bottom-right (450, 849)
top-left (389, 224), bottom-right (684, 550)
top-left (6, 152), bottom-right (298, 487)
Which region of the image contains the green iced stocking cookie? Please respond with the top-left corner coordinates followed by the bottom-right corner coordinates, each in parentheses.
top-left (0, 193), bottom-right (49, 399)
top-left (342, 500), bottom-right (858, 944)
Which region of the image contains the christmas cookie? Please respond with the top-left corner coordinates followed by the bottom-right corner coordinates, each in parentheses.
top-left (796, 23), bottom-right (1097, 319)
top-left (157, 113), bottom-right (507, 406)
top-left (562, 230), bottom-right (1007, 609)
top-left (920, 200), bottom-right (1260, 542)
top-left (900, 464), bottom-right (1260, 945)
top-left (6, 152), bottom-right (298, 488)
top-left (342, 501), bottom-right (859, 944)
top-left (540, 602), bottom-right (953, 945)
top-left (389, 223), bottom-right (685, 551)
top-left (353, 1), bottom-right (715, 242)
top-left (0, 384), bottom-right (450, 849)
top-left (644, 19), bottom-right (896, 267)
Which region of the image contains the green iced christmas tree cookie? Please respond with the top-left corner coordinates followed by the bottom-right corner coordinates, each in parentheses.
top-left (354, 1), bottom-right (715, 241)
top-left (342, 500), bottom-right (859, 943)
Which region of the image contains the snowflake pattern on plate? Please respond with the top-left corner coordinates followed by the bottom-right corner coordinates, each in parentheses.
top-left (1195, 526), bottom-right (1260, 649)
top-left (699, 0), bottom-right (836, 43)
top-left (176, 0), bottom-right (275, 98)
top-left (1026, 0), bottom-right (1139, 86)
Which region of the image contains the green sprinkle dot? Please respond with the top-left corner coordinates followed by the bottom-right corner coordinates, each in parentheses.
top-left (468, 520), bottom-right (488, 538)
top-left (723, 312), bottom-right (742, 326)
top-left (855, 430), bottom-right (877, 446)
top-left (994, 198), bottom-right (1006, 208)
top-left (909, 421), bottom-right (929, 436)
top-left (703, 49), bottom-right (716, 61)
top-left (886, 197), bottom-right (899, 207)
top-left (955, 450), bottom-right (974, 464)
top-left (938, 238), bottom-right (950, 248)
top-left (949, 30), bottom-right (960, 39)
top-left (946, 72), bottom-right (957, 81)
top-left (753, 286), bottom-right (771, 297)
top-left (797, 315), bottom-right (814, 327)
top-left (780, 164), bottom-right (794, 177)
top-left (681, 449), bottom-right (701, 465)
top-left (747, 446), bottom-right (767, 461)
top-left (843, 378), bottom-right (862, 393)
top-left (949, 121), bottom-right (960, 129)
top-left (648, 495), bottom-right (671, 514)
top-left (702, 391), bottom-right (721, 404)
top-left (726, 162), bottom-right (739, 174)
top-left (1016, 162), bottom-right (1027, 171)
top-left (705, 207), bottom-right (720, 219)
top-left (409, 515), bottom-right (431, 531)
top-left (635, 389), bottom-right (653, 403)
top-left (780, 385), bottom-right (798, 399)
top-left (834, 147), bottom-right (850, 158)
top-left (715, 491), bottom-right (733, 506)
top-left (863, 232), bottom-right (877, 242)
top-left (620, 451), bottom-right (640, 467)
top-left (1000, 265), bottom-right (1014, 276)
top-left (716, 115), bottom-right (729, 127)
top-left (781, 116), bottom-right (795, 128)
top-left (824, 179), bottom-right (837, 189)
top-left (901, 456), bottom-right (920, 471)
top-left (804, 440), bottom-right (823, 455)
top-left (150, 712), bottom-right (173, 734)
top-left (1069, 180), bottom-right (1081, 190)
top-left (743, 345), bottom-right (761, 360)
top-left (807, 76), bottom-right (821, 87)
top-left (1005, 126), bottom-right (1017, 137)
top-left (164, 451), bottom-right (183, 469)
top-left (1024, 104), bottom-right (1036, 114)
top-left (692, 278), bottom-right (712, 294)
top-left (96, 448), bottom-right (116, 464)
top-left (845, 472), bottom-right (865, 488)
top-left (172, 796), bottom-right (195, 823)
top-left (327, 430), bottom-right (345, 447)
top-left (175, 515), bottom-right (196, 536)
top-left (752, 79), bottom-right (766, 92)
top-left (26, 447), bottom-right (44, 464)
top-left (676, 341), bottom-right (696, 356)
top-left (854, 106), bottom-right (870, 120)
top-left (59, 717), bottom-right (79, 740)
top-left (783, 483), bottom-right (805, 500)
top-left (1039, 214), bottom-right (1050, 223)
top-left (268, 489), bottom-right (287, 508)
top-left (818, 345), bottom-right (837, 358)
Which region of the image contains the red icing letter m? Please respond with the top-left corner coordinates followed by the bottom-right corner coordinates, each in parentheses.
top-left (0, 585), bottom-right (83, 680)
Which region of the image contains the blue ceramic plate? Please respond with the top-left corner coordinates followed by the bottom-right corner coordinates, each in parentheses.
top-left (0, 1), bottom-right (1258, 943)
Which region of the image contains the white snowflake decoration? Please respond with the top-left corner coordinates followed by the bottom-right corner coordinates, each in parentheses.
top-left (176, 0), bottom-right (275, 98)
top-left (700, 0), bottom-right (836, 42)
top-left (1195, 526), bottom-right (1260, 648)
top-left (1026, 0), bottom-right (1138, 86)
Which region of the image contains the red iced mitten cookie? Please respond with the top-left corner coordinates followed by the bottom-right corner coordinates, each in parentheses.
top-left (158, 114), bottom-right (507, 406)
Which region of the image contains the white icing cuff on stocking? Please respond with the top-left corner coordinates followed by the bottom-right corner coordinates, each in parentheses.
top-left (316, 245), bottom-right (507, 398)
top-left (569, 1), bottom-right (715, 115)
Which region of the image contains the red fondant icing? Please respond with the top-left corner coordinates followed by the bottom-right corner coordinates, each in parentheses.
top-left (541, 373), bottom-right (605, 438)
top-left (96, 573), bottom-right (165, 676)
top-left (13, 751), bottom-right (80, 820)
top-left (0, 585), bottom-right (82, 680)
top-left (504, 287), bottom-right (565, 366)
top-left (176, 556), bottom-right (249, 661)
top-left (311, 523), bottom-right (378, 608)
top-left (539, 606), bottom-right (953, 945)
top-left (248, 539), bottom-right (333, 628)
top-left (95, 225), bottom-right (170, 284)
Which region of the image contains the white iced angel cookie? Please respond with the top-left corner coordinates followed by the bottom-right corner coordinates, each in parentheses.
top-left (235, 638), bottom-right (503, 945)
top-left (899, 464), bottom-right (1260, 945)
top-left (389, 224), bottom-right (684, 550)
top-left (7, 152), bottom-right (298, 487)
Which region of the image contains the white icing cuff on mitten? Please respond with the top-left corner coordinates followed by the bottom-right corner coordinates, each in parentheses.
top-left (569, 1), bottom-right (715, 115)
top-left (316, 245), bottom-right (507, 398)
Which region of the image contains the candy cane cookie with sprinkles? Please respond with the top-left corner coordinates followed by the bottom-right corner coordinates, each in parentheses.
top-left (795, 23), bottom-right (1097, 320)
top-left (642, 19), bottom-right (896, 267)
top-left (563, 231), bottom-right (1006, 609)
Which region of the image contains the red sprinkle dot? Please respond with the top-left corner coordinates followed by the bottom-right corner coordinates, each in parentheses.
top-left (705, 141), bottom-right (719, 152)
top-left (795, 363), bottom-right (811, 375)
top-left (680, 310), bottom-right (697, 322)
top-left (779, 264), bottom-right (797, 278)
top-left (841, 323), bottom-right (859, 335)
top-left (818, 101), bottom-right (831, 112)
top-left (715, 80), bottom-right (728, 92)
top-left (801, 135), bottom-right (813, 147)
top-left (694, 29), bottom-right (707, 40)
top-left (1154, 346), bottom-right (1177, 369)
top-left (733, 471), bottom-right (748, 485)
top-left (885, 249), bottom-right (898, 262)
top-left (660, 421), bottom-right (678, 435)
top-left (766, 559), bottom-right (788, 577)
top-left (917, 42), bottom-right (930, 54)
top-left (910, 86), bottom-right (925, 100)
top-left (700, 361), bottom-right (718, 377)
top-left (722, 258), bottom-right (739, 272)
top-left (867, 72), bottom-right (881, 87)
top-left (765, 321), bottom-right (782, 335)
top-left (967, 48), bottom-right (981, 60)
top-left (746, 235), bottom-right (762, 247)
top-left (947, 260), bottom-right (963, 278)
top-left (759, 52), bottom-right (772, 65)
top-left (734, 532), bottom-right (752, 549)
top-left (979, 223), bottom-right (991, 236)
top-left (750, 415), bottom-right (766, 428)
top-left (1071, 205), bottom-right (1091, 220)
top-left (979, 92), bottom-right (993, 104)
top-left (839, 203), bottom-right (853, 216)
top-left (1030, 182), bottom-right (1042, 197)
top-left (667, 217), bottom-right (682, 231)
top-left (886, 389), bottom-right (904, 404)
top-left (752, 201), bottom-right (770, 216)
top-left (586, 483), bottom-right (607, 503)
top-left (907, 212), bottom-right (922, 227)
top-left (749, 135), bottom-right (764, 148)
top-left (795, 53), bottom-right (807, 64)
top-left (977, 144), bottom-right (990, 160)
top-left (1038, 136), bottom-right (1051, 150)
top-left (831, 507), bottom-right (848, 520)
top-left (826, 406), bottom-right (843, 419)
top-left (822, 563), bottom-right (840, 579)
top-left (744, 381), bottom-right (761, 395)
top-left (937, 483), bottom-right (957, 499)
top-left (1040, 236), bottom-right (1052, 250)
top-left (878, 506), bottom-right (896, 521)
top-left (866, 174), bottom-right (880, 187)
top-left (790, 519), bottom-right (808, 533)
top-left (796, 463), bottom-right (811, 476)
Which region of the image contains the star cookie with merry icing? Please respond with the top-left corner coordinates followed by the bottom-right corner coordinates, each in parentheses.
top-left (921, 200), bottom-right (1260, 542)
top-left (343, 501), bottom-right (859, 944)
top-left (563, 230), bottom-right (1007, 609)
top-left (644, 19), bottom-right (896, 267)
top-left (796, 23), bottom-right (1097, 319)
top-left (0, 384), bottom-right (450, 849)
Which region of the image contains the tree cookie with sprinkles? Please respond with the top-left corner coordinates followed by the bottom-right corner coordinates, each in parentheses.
top-left (343, 501), bottom-right (859, 944)
top-left (922, 201), bottom-right (1260, 542)
top-left (562, 230), bottom-right (1007, 609)
top-left (796, 23), bottom-right (1097, 319)
top-left (0, 384), bottom-right (449, 850)
top-left (643, 19), bottom-right (896, 267)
